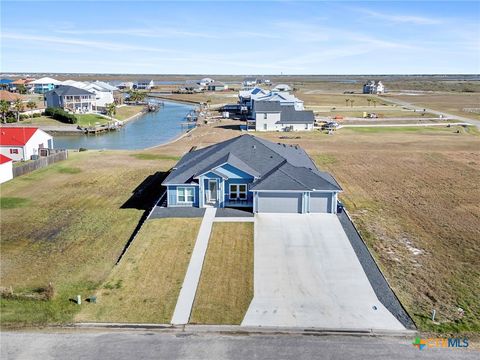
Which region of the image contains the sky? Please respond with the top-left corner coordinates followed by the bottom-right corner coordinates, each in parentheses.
top-left (1, 1), bottom-right (479, 74)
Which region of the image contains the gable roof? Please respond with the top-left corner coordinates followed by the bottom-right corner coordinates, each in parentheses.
top-left (278, 106), bottom-right (314, 124)
top-left (0, 127), bottom-right (39, 146)
top-left (0, 90), bottom-right (26, 102)
top-left (163, 134), bottom-right (341, 192)
top-left (0, 154), bottom-right (12, 164)
top-left (29, 77), bottom-right (60, 85)
top-left (253, 101), bottom-right (282, 112)
top-left (46, 85), bottom-right (95, 97)
top-left (92, 81), bottom-right (118, 91)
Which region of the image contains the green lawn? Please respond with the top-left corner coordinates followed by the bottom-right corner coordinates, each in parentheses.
top-left (190, 222), bottom-right (254, 324)
top-left (76, 218), bottom-right (201, 323)
top-left (75, 114), bottom-right (110, 126)
top-left (0, 151), bottom-right (174, 327)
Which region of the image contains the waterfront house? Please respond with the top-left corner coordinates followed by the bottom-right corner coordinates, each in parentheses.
top-left (9, 78), bottom-right (34, 93)
top-left (207, 81), bottom-right (228, 91)
top-left (162, 134), bottom-right (341, 213)
top-left (44, 85), bottom-right (96, 113)
top-left (0, 154), bottom-right (13, 184)
top-left (117, 81), bottom-right (134, 90)
top-left (0, 90), bottom-right (27, 104)
top-left (134, 80), bottom-right (154, 90)
top-left (0, 127), bottom-right (54, 162)
top-left (0, 79), bottom-right (13, 90)
top-left (363, 80), bottom-right (385, 94)
top-left (181, 82), bottom-right (204, 93)
top-left (29, 77), bottom-right (61, 94)
top-left (248, 101), bottom-right (314, 132)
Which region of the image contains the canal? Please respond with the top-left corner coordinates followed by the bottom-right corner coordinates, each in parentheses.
top-left (53, 101), bottom-right (196, 150)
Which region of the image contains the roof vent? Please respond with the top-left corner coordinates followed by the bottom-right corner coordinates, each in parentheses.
top-left (252, 145), bottom-right (256, 149)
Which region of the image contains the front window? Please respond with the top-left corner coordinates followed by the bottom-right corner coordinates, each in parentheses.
top-left (230, 184), bottom-right (247, 200)
top-left (178, 187), bottom-right (194, 203)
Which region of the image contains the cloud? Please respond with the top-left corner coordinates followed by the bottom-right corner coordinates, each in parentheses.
top-left (56, 27), bottom-right (221, 39)
top-left (1, 32), bottom-right (174, 53)
top-left (354, 8), bottom-right (442, 25)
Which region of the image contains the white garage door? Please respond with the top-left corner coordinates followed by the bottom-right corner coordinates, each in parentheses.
top-left (257, 192), bottom-right (302, 213)
top-left (310, 192), bottom-right (332, 213)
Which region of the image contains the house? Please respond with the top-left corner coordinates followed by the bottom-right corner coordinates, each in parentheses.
top-left (199, 78), bottom-right (214, 87)
top-left (207, 81), bottom-right (228, 91)
top-left (9, 79), bottom-right (33, 93)
top-left (117, 82), bottom-right (134, 90)
top-left (44, 85), bottom-right (96, 113)
top-left (272, 84), bottom-right (292, 92)
top-left (162, 134), bottom-right (341, 213)
top-left (0, 79), bottom-right (13, 90)
top-left (134, 80), bottom-right (154, 90)
top-left (0, 154), bottom-right (13, 184)
top-left (363, 80), bottom-right (385, 94)
top-left (243, 77), bottom-right (257, 87)
top-left (249, 101), bottom-right (314, 131)
top-left (0, 90), bottom-right (27, 104)
top-left (0, 127), bottom-right (54, 162)
top-left (180, 82), bottom-right (204, 93)
top-left (29, 77), bottom-right (61, 94)
top-left (255, 91), bottom-right (305, 110)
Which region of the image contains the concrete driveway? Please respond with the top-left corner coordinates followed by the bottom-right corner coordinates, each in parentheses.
top-left (242, 213), bottom-right (405, 330)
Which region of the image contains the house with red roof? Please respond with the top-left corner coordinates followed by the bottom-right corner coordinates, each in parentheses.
top-left (0, 127), bottom-right (53, 162)
top-left (0, 154), bottom-right (13, 183)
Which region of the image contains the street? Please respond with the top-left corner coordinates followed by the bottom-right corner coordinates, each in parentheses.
top-left (1, 330), bottom-right (477, 360)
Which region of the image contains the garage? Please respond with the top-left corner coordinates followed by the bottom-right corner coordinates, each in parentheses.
top-left (309, 192), bottom-right (332, 213)
top-left (256, 192), bottom-right (302, 213)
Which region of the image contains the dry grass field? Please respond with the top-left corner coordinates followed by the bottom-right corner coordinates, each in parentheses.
top-left (384, 93), bottom-right (480, 121)
top-left (76, 218), bottom-right (201, 323)
top-left (114, 105), bottom-right (145, 121)
top-left (1, 114), bottom-right (478, 334)
top-left (0, 150), bottom-right (176, 325)
top-left (190, 222), bottom-right (254, 324)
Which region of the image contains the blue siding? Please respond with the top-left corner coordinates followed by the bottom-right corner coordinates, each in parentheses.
top-left (215, 164), bottom-right (255, 180)
top-left (167, 185), bottom-right (199, 207)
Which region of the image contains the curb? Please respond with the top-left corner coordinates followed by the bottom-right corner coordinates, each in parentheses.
top-left (73, 323), bottom-right (417, 337)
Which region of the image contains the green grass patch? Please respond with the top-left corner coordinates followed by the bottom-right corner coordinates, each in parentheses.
top-left (315, 154), bottom-right (337, 166)
top-left (56, 166), bottom-right (82, 174)
top-left (0, 197), bottom-right (30, 209)
top-left (130, 153), bottom-right (180, 161)
top-left (75, 114), bottom-right (109, 127)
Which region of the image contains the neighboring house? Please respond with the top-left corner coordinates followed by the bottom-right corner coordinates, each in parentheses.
top-left (272, 84), bottom-right (292, 92)
top-left (134, 80), bottom-right (154, 90)
top-left (29, 77), bottom-right (61, 94)
top-left (199, 78), bottom-right (214, 86)
top-left (0, 154), bottom-right (13, 184)
top-left (243, 77), bottom-right (257, 87)
top-left (238, 87), bottom-right (270, 108)
top-left (256, 91), bottom-right (305, 110)
top-left (162, 134), bottom-right (341, 213)
top-left (81, 82), bottom-right (115, 109)
top-left (44, 85), bottom-right (96, 113)
top-left (207, 81), bottom-right (228, 91)
top-left (0, 127), bottom-right (54, 162)
top-left (92, 81), bottom-right (118, 92)
top-left (363, 80), bottom-right (385, 94)
top-left (117, 82), bottom-right (134, 90)
top-left (9, 79), bottom-right (33, 93)
top-left (180, 82), bottom-right (204, 93)
top-left (0, 79), bottom-right (13, 90)
top-left (250, 101), bottom-right (314, 131)
top-left (0, 90), bottom-right (27, 104)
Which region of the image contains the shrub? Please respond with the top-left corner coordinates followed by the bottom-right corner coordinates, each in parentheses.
top-left (32, 113), bottom-right (41, 118)
top-left (19, 114), bottom-right (29, 120)
top-left (78, 147), bottom-right (88, 152)
top-left (6, 117), bottom-right (16, 123)
top-left (44, 107), bottom-right (77, 124)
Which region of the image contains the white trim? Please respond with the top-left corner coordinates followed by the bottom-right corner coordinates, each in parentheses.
top-left (206, 179), bottom-right (218, 203)
top-left (194, 161), bottom-right (258, 180)
top-left (229, 183), bottom-right (248, 200)
top-left (177, 186), bottom-right (195, 204)
top-left (251, 189), bottom-right (341, 193)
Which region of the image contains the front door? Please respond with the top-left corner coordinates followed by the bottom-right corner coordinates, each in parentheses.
top-left (207, 180), bottom-right (218, 204)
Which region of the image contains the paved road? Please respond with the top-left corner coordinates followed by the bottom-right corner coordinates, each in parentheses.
top-left (382, 96), bottom-right (480, 128)
top-left (242, 214), bottom-right (404, 330)
top-left (1, 331), bottom-right (477, 360)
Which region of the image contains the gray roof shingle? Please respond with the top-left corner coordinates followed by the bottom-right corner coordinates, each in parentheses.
top-left (46, 85), bottom-right (94, 97)
top-left (163, 134), bottom-right (341, 192)
top-left (278, 106), bottom-right (314, 124)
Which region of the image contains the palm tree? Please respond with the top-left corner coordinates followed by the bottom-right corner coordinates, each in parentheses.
top-left (350, 99), bottom-right (355, 108)
top-left (13, 99), bottom-right (24, 122)
top-left (367, 98), bottom-right (372, 107)
top-left (372, 99), bottom-right (377, 108)
top-left (26, 100), bottom-right (37, 117)
top-left (106, 103), bottom-right (116, 121)
top-left (345, 98), bottom-right (350, 107)
top-left (0, 100), bottom-right (10, 123)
